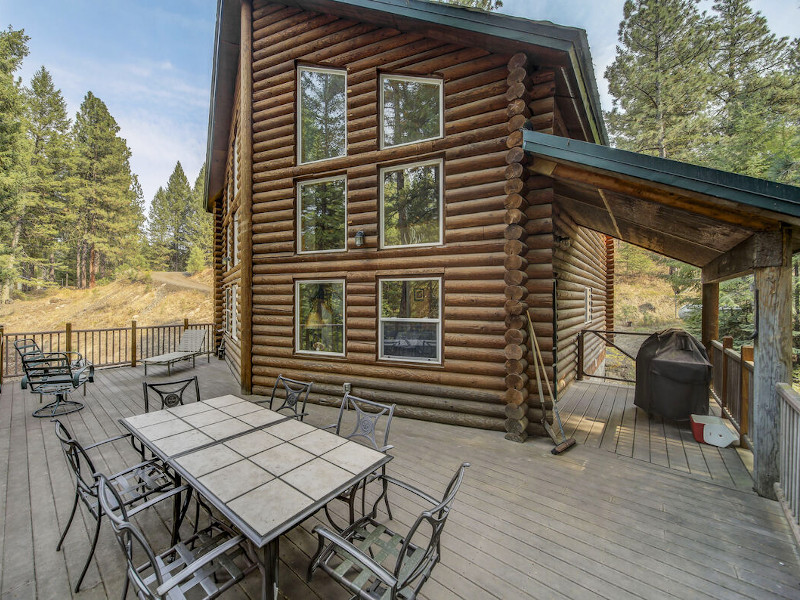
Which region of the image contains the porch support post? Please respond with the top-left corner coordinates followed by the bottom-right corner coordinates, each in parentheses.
top-left (238, 0), bottom-right (254, 395)
top-left (752, 226), bottom-right (792, 499)
top-left (701, 282), bottom-right (719, 352)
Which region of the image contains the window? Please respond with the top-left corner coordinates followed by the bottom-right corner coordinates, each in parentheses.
top-left (233, 208), bottom-right (240, 266)
top-left (380, 74), bottom-right (443, 148)
top-left (233, 129), bottom-right (239, 191)
top-left (223, 286), bottom-right (231, 334)
top-left (380, 159), bottom-right (442, 248)
top-left (298, 66), bottom-right (347, 164)
top-left (379, 278), bottom-right (440, 363)
top-left (585, 287), bottom-right (592, 323)
top-left (226, 221), bottom-right (233, 267)
top-left (296, 280), bottom-right (345, 356)
top-left (231, 284), bottom-right (239, 341)
top-left (298, 176), bottom-right (347, 253)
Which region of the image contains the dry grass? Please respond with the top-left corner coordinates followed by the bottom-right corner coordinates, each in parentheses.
top-left (615, 273), bottom-right (684, 328)
top-left (0, 270), bottom-right (213, 334)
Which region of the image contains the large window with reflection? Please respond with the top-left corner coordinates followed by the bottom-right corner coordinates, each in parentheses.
top-left (296, 280), bottom-right (345, 356)
top-left (380, 74), bottom-right (443, 148)
top-left (298, 66), bottom-right (347, 164)
top-left (297, 176), bottom-right (347, 253)
top-left (380, 159), bottom-right (442, 248)
top-left (379, 278), bottom-right (440, 363)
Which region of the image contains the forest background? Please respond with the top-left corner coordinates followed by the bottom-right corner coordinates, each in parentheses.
top-left (0, 0), bottom-right (798, 346)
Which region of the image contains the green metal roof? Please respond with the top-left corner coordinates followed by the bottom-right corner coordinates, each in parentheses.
top-left (523, 130), bottom-right (800, 220)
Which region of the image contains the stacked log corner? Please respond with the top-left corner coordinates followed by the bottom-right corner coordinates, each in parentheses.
top-left (503, 55), bottom-right (556, 442)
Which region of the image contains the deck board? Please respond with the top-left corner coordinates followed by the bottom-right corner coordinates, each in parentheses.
top-left (1, 361), bottom-right (798, 599)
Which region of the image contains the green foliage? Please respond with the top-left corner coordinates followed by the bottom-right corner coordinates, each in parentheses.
top-left (605, 0), bottom-right (715, 160)
top-left (427, 0), bottom-right (503, 9)
top-left (186, 245), bottom-right (205, 274)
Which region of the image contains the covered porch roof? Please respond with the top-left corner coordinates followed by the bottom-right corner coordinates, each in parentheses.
top-left (523, 130), bottom-right (800, 281)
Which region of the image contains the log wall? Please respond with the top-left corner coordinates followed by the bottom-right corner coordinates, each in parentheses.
top-left (213, 0), bottom-right (609, 435)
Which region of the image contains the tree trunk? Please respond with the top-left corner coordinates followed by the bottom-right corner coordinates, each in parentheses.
top-left (89, 244), bottom-right (97, 288)
top-left (0, 217), bottom-right (23, 302)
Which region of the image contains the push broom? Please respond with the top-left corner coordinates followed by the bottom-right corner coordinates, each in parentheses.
top-left (526, 310), bottom-right (576, 455)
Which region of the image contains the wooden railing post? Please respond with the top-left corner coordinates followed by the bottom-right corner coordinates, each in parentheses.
top-left (131, 320), bottom-right (137, 367)
top-left (721, 336), bottom-right (733, 409)
top-left (0, 324), bottom-right (4, 387)
top-left (65, 322), bottom-right (72, 354)
top-left (184, 318), bottom-right (189, 331)
top-left (741, 345), bottom-right (753, 438)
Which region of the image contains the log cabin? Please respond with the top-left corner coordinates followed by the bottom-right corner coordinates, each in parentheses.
top-left (204, 0), bottom-right (800, 468)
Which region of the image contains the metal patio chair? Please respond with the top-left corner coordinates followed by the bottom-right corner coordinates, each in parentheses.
top-left (53, 419), bottom-right (190, 592)
top-left (260, 374), bottom-right (312, 421)
top-left (323, 393), bottom-right (395, 531)
top-left (97, 474), bottom-right (258, 600)
top-left (309, 462), bottom-right (470, 600)
top-left (15, 338), bottom-right (93, 417)
top-left (143, 376), bottom-right (200, 412)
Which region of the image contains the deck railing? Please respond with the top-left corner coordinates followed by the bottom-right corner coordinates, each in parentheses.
top-left (708, 337), bottom-right (754, 445)
top-left (776, 383), bottom-right (800, 544)
top-left (0, 321), bottom-right (215, 381)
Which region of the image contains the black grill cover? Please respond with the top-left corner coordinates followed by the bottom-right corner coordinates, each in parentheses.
top-left (634, 329), bottom-right (712, 420)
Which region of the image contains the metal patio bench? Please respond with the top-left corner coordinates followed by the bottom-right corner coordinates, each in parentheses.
top-left (15, 338), bottom-right (94, 417)
top-left (309, 462), bottom-right (470, 600)
top-left (142, 329), bottom-right (208, 375)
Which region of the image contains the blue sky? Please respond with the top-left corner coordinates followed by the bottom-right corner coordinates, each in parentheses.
top-left (2, 0), bottom-right (797, 209)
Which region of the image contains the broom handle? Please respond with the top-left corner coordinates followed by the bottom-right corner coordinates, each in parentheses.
top-left (528, 310), bottom-right (555, 403)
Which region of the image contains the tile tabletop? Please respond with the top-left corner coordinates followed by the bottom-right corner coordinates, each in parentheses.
top-left (120, 396), bottom-right (392, 546)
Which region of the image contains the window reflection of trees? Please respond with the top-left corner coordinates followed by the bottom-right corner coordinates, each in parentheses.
top-left (380, 279), bottom-right (440, 361)
top-left (382, 162), bottom-right (441, 247)
top-left (297, 281), bottom-right (344, 354)
top-left (382, 77), bottom-right (442, 147)
top-left (299, 69), bottom-right (346, 163)
top-left (299, 178), bottom-right (346, 252)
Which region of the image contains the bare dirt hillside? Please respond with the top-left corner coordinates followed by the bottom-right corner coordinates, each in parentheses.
top-left (0, 270), bottom-right (213, 333)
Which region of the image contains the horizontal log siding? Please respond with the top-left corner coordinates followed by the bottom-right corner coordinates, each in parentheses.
top-left (552, 205), bottom-right (608, 390)
top-left (248, 1), bottom-right (515, 429)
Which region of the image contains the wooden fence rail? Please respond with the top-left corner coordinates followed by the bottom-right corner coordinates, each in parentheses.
top-left (708, 337), bottom-right (754, 446)
top-left (776, 383), bottom-right (800, 546)
top-left (0, 321), bottom-right (215, 382)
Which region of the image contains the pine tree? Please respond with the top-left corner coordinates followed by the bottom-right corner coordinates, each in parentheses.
top-left (147, 162), bottom-right (196, 271)
top-left (188, 164), bottom-right (213, 267)
top-left (605, 0), bottom-right (715, 160)
top-left (71, 91), bottom-right (140, 287)
top-left (22, 66), bottom-right (73, 284)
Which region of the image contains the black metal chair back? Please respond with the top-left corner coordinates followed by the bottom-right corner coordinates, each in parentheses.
top-left (268, 374), bottom-right (312, 420)
top-left (334, 392), bottom-right (394, 451)
top-left (142, 376), bottom-right (200, 412)
top-left (395, 462), bottom-right (469, 589)
top-left (53, 420), bottom-right (100, 511)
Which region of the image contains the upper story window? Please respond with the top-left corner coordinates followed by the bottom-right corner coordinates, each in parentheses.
top-left (379, 278), bottom-right (441, 363)
top-left (585, 287), bottom-right (592, 323)
top-left (296, 280), bottom-right (345, 356)
top-left (380, 74), bottom-right (443, 149)
top-left (233, 208), bottom-right (240, 266)
top-left (380, 159), bottom-right (443, 249)
top-left (298, 66), bottom-right (347, 164)
top-left (298, 176), bottom-right (346, 253)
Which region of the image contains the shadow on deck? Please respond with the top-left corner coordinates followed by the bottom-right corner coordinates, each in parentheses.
top-left (1, 360), bottom-right (798, 599)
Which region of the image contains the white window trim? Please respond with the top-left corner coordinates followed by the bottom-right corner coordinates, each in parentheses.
top-left (379, 277), bottom-right (442, 364)
top-left (295, 279), bottom-right (346, 357)
top-left (379, 74), bottom-right (444, 150)
top-left (233, 208), bottom-right (240, 266)
top-left (233, 129), bottom-right (239, 193)
top-left (379, 158), bottom-right (444, 250)
top-left (585, 287), bottom-right (592, 324)
top-left (297, 65), bottom-right (348, 166)
top-left (231, 284), bottom-right (239, 341)
top-left (297, 175), bottom-right (348, 255)
top-left (223, 285), bottom-right (231, 334)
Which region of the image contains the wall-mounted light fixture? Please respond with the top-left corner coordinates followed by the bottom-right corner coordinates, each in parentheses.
top-left (354, 230), bottom-right (365, 248)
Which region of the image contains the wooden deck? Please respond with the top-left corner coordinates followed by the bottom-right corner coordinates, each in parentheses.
top-left (557, 380), bottom-right (755, 491)
top-left (2, 360), bottom-right (799, 600)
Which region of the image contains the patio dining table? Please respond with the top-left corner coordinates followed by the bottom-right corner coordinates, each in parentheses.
top-left (119, 394), bottom-right (392, 600)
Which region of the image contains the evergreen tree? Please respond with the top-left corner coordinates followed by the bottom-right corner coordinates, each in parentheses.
top-left (147, 162), bottom-right (196, 271)
top-left (604, 0), bottom-right (714, 160)
top-left (188, 164), bottom-right (213, 267)
top-left (71, 91), bottom-right (140, 288)
top-left (0, 27), bottom-right (30, 300)
top-left (23, 66), bottom-right (73, 284)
